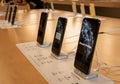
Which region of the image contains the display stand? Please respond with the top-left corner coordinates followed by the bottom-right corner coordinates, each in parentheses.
top-left (51, 42), bottom-right (76, 60)
top-left (74, 2), bottom-right (85, 18)
top-left (66, 2), bottom-right (78, 18)
top-left (49, 2), bottom-right (55, 12)
top-left (86, 3), bottom-right (106, 21)
top-left (36, 42), bottom-right (51, 48)
top-left (0, 22), bottom-right (20, 29)
top-left (40, 43), bottom-right (51, 48)
top-left (72, 2), bottom-right (77, 16)
top-left (65, 2), bottom-right (83, 18)
top-left (43, 1), bottom-right (56, 13)
top-left (11, 24), bottom-right (20, 28)
top-left (51, 52), bottom-right (68, 60)
top-left (74, 47), bottom-right (100, 80)
top-left (80, 3), bottom-right (85, 18)
top-left (74, 68), bottom-right (98, 80)
top-left (89, 3), bottom-right (96, 18)
top-left (42, 2), bottom-right (57, 21)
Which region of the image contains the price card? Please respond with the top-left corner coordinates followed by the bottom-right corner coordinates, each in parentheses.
top-left (16, 42), bottom-right (113, 84)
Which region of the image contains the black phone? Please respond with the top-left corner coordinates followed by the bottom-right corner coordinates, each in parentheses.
top-left (5, 4), bottom-right (9, 20)
top-left (74, 18), bottom-right (101, 75)
top-left (11, 5), bottom-right (17, 25)
top-left (43, 2), bottom-right (50, 10)
top-left (8, 6), bottom-right (12, 23)
top-left (52, 17), bottom-right (67, 56)
top-left (37, 12), bottom-right (48, 45)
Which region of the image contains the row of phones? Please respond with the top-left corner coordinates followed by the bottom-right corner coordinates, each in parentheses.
top-left (37, 12), bottom-right (101, 75)
top-left (5, 4), bottom-right (17, 25)
top-left (43, 2), bottom-right (54, 11)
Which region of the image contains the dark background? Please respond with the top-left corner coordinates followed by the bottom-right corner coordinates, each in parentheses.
top-left (51, 4), bottom-right (120, 18)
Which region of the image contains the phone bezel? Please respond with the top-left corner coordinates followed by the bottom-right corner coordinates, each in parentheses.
top-left (11, 6), bottom-right (17, 25)
top-left (37, 12), bottom-right (48, 45)
top-left (74, 18), bottom-right (101, 75)
top-left (52, 17), bottom-right (67, 56)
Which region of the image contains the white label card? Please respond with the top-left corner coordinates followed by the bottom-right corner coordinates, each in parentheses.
top-left (16, 42), bottom-right (113, 84)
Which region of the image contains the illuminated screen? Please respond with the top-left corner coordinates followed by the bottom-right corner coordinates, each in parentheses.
top-left (74, 18), bottom-right (100, 74)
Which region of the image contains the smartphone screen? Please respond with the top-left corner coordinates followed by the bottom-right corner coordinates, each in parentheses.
top-left (52, 17), bottom-right (67, 56)
top-left (74, 18), bottom-right (101, 75)
top-left (5, 4), bottom-right (9, 20)
top-left (8, 6), bottom-right (12, 22)
top-left (37, 12), bottom-right (48, 45)
top-left (11, 6), bottom-right (17, 25)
